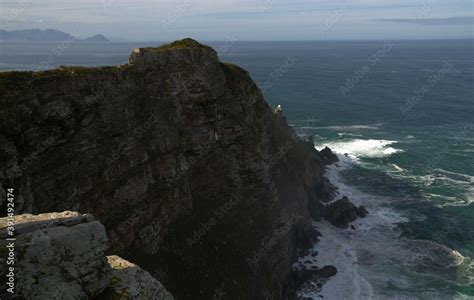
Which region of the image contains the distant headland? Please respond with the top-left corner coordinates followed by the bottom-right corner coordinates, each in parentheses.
top-left (0, 29), bottom-right (110, 42)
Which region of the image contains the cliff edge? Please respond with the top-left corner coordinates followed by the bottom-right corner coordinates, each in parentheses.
top-left (0, 38), bottom-right (340, 299)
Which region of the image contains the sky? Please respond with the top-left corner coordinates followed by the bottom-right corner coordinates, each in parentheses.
top-left (1, 0), bottom-right (473, 41)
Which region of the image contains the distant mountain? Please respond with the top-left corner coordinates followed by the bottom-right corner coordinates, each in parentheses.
top-left (0, 29), bottom-right (110, 42)
top-left (0, 29), bottom-right (75, 41)
top-left (82, 34), bottom-right (109, 42)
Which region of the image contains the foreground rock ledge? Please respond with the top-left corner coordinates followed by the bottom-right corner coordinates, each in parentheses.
top-left (0, 212), bottom-right (174, 300)
top-left (103, 255), bottom-right (174, 300)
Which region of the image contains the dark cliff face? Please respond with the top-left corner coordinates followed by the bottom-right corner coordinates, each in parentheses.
top-left (0, 39), bottom-right (334, 299)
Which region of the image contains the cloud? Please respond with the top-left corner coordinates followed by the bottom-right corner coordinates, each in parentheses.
top-left (1, 0), bottom-right (472, 40)
top-left (372, 16), bottom-right (474, 25)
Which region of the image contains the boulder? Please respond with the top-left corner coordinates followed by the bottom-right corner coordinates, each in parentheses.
top-left (315, 265), bottom-right (338, 279)
top-left (285, 265), bottom-right (337, 298)
top-left (357, 205), bottom-right (369, 218)
top-left (324, 197), bottom-right (367, 228)
top-left (318, 146), bottom-right (339, 165)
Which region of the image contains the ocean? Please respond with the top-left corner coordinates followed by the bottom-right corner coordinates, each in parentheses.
top-left (1, 39), bottom-right (473, 299)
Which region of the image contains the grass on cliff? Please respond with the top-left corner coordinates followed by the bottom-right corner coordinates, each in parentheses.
top-left (141, 38), bottom-right (214, 52)
top-left (221, 63), bottom-right (250, 83)
top-left (0, 66), bottom-right (119, 96)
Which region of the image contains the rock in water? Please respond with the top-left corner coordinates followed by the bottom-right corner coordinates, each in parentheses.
top-left (357, 205), bottom-right (369, 218)
top-left (318, 146), bottom-right (339, 165)
top-left (316, 265), bottom-right (338, 278)
top-left (324, 196), bottom-right (367, 228)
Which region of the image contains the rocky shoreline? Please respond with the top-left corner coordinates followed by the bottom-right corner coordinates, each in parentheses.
top-left (0, 38), bottom-right (367, 299)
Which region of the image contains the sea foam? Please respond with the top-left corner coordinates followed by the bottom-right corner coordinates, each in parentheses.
top-left (296, 147), bottom-right (407, 299)
top-left (315, 139), bottom-right (403, 160)
top-left (303, 140), bottom-right (468, 299)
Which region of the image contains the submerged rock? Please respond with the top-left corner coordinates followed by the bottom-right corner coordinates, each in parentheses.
top-left (286, 265), bottom-right (338, 299)
top-left (318, 146), bottom-right (339, 165)
top-left (315, 265), bottom-right (338, 278)
top-left (357, 205), bottom-right (369, 218)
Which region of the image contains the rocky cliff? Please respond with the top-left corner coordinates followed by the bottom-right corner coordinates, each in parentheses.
top-left (0, 38), bottom-right (339, 299)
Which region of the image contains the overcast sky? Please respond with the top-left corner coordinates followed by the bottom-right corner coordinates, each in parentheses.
top-left (1, 0), bottom-right (473, 41)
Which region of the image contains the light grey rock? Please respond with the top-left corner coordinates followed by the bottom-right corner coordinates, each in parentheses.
top-left (0, 212), bottom-right (175, 299)
top-left (103, 255), bottom-right (174, 300)
top-left (0, 211), bottom-right (109, 299)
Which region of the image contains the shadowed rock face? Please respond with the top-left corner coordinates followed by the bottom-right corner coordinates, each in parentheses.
top-left (0, 39), bottom-right (335, 299)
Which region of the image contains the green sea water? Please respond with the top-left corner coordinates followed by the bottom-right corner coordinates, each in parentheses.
top-left (240, 40), bottom-right (473, 299)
